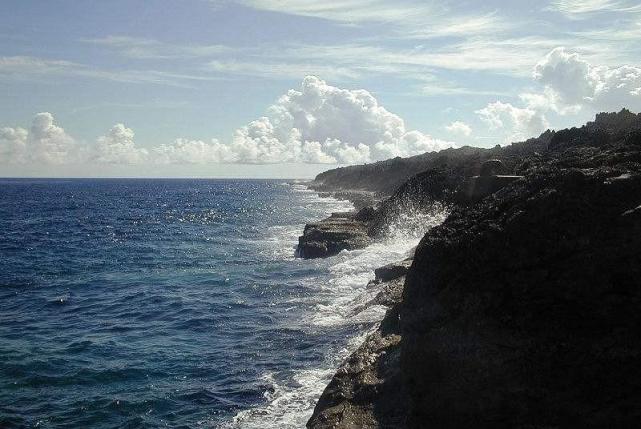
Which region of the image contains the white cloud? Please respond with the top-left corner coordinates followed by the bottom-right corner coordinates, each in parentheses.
top-left (234, 0), bottom-right (434, 24)
top-left (207, 59), bottom-right (358, 80)
top-left (445, 121), bottom-right (472, 137)
top-left (1, 78), bottom-right (454, 167)
top-left (548, 0), bottom-right (641, 19)
top-left (0, 113), bottom-right (77, 164)
top-left (476, 101), bottom-right (549, 142)
top-left (93, 124), bottom-right (149, 164)
top-left (228, 76), bottom-right (453, 164)
top-left (0, 126), bottom-right (28, 164)
top-left (153, 138), bottom-right (235, 164)
top-left (404, 12), bottom-right (514, 39)
top-left (533, 48), bottom-right (598, 106)
top-left (475, 47), bottom-right (640, 142)
top-left (84, 36), bottom-right (230, 60)
top-left (534, 47), bottom-right (641, 111)
top-left (0, 55), bottom-right (221, 87)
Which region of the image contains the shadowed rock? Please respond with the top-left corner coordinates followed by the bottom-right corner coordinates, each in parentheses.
top-left (374, 260), bottom-right (412, 282)
top-left (307, 110), bottom-right (641, 429)
top-left (402, 136), bottom-right (641, 428)
top-left (479, 159), bottom-right (507, 177)
top-left (459, 174), bottom-right (523, 203)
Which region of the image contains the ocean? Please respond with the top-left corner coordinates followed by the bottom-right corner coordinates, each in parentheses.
top-left (0, 179), bottom-right (445, 428)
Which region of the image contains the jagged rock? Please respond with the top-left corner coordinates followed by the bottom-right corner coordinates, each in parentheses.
top-left (374, 260), bottom-right (412, 282)
top-left (402, 159), bottom-right (641, 427)
top-left (549, 127), bottom-right (611, 150)
top-left (307, 110), bottom-right (641, 429)
top-left (297, 214), bottom-right (370, 259)
top-left (306, 307), bottom-right (406, 429)
top-left (308, 268), bottom-right (409, 429)
top-left (370, 277), bottom-right (405, 308)
top-left (625, 129), bottom-right (641, 146)
top-left (354, 206), bottom-right (378, 223)
top-left (458, 174), bottom-right (523, 203)
top-left (479, 159), bottom-right (506, 176)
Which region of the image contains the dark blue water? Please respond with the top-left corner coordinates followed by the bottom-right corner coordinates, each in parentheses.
top-left (0, 179), bottom-right (431, 428)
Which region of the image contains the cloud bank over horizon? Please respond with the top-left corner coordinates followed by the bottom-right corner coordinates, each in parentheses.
top-left (475, 47), bottom-right (641, 141)
top-left (1, 48), bottom-right (639, 171)
top-left (1, 77), bottom-right (453, 167)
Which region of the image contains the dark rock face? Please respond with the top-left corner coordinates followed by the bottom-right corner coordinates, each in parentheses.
top-left (354, 206), bottom-right (378, 223)
top-left (479, 159), bottom-right (507, 177)
top-left (402, 132), bottom-right (641, 427)
top-left (306, 110), bottom-right (641, 428)
top-left (548, 127), bottom-right (610, 150)
top-left (297, 213), bottom-right (370, 259)
top-left (374, 260), bottom-right (412, 282)
top-left (626, 129), bottom-right (641, 146)
top-left (458, 175), bottom-right (522, 203)
top-left (310, 132), bottom-right (552, 198)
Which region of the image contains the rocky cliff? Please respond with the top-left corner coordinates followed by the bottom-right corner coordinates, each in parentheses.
top-left (307, 109), bottom-right (641, 428)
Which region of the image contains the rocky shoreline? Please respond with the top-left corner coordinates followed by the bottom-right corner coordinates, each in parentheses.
top-left (299, 110), bottom-right (641, 428)
top-left (307, 261), bottom-right (408, 428)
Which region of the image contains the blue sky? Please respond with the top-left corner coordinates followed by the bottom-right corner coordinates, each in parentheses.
top-left (1, 0), bottom-right (640, 177)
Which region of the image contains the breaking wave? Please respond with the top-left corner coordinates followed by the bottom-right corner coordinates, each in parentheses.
top-left (224, 187), bottom-right (447, 428)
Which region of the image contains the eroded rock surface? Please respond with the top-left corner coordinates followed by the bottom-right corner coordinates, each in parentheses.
top-left (374, 260), bottom-right (412, 282)
top-left (297, 213), bottom-right (370, 259)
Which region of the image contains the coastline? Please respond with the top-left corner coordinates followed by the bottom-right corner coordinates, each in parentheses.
top-left (227, 182), bottom-right (434, 428)
top-left (297, 185), bottom-right (445, 428)
top-left (300, 110), bottom-right (641, 428)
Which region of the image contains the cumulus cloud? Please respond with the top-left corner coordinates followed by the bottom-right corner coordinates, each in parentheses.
top-left (0, 113), bottom-right (76, 164)
top-left (228, 76), bottom-right (453, 164)
top-left (93, 124), bottom-right (149, 164)
top-left (533, 47), bottom-right (641, 111)
top-left (2, 77), bottom-right (454, 167)
top-left (445, 121), bottom-right (472, 137)
top-left (153, 138), bottom-right (235, 164)
top-left (476, 47), bottom-right (640, 142)
top-left (0, 126), bottom-right (28, 164)
top-left (476, 101), bottom-right (549, 141)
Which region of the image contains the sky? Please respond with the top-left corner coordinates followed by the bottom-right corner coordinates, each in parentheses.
top-left (1, 0), bottom-right (640, 178)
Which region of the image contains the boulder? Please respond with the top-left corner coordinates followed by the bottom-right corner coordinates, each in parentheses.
top-left (374, 259), bottom-right (412, 282)
top-left (297, 215), bottom-right (370, 259)
top-left (479, 159), bottom-right (506, 177)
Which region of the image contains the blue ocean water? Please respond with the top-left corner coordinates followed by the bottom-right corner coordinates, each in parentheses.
top-left (0, 179), bottom-right (442, 428)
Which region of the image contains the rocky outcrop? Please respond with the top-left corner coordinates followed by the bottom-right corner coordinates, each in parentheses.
top-left (308, 267), bottom-right (408, 429)
top-left (307, 110), bottom-right (641, 428)
top-left (459, 174), bottom-right (523, 203)
top-left (374, 260), bottom-right (412, 282)
top-left (297, 213), bottom-right (371, 259)
top-left (310, 132), bottom-right (552, 197)
top-left (402, 116), bottom-right (641, 428)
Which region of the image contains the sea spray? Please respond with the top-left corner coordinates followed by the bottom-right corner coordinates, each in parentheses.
top-left (226, 187), bottom-right (448, 428)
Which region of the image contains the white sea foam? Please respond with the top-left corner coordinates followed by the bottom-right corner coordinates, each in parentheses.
top-left (223, 186), bottom-right (447, 429)
top-left (226, 331), bottom-right (369, 429)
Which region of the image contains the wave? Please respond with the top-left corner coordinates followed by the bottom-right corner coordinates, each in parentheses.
top-left (222, 188), bottom-right (447, 428)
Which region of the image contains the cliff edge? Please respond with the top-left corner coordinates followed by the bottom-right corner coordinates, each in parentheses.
top-left (308, 109), bottom-right (641, 428)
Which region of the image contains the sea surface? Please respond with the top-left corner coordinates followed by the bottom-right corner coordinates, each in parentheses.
top-left (0, 179), bottom-right (445, 428)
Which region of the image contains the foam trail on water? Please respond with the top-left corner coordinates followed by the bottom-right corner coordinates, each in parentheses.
top-left (223, 186), bottom-right (447, 429)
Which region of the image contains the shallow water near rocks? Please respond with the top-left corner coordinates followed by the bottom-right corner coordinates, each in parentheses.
top-left (0, 179), bottom-right (446, 428)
